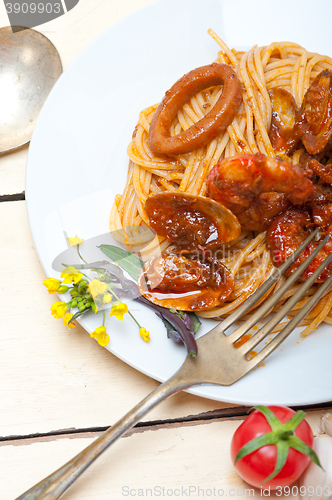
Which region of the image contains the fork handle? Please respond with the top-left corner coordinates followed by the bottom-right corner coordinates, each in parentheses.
top-left (16, 370), bottom-right (194, 500)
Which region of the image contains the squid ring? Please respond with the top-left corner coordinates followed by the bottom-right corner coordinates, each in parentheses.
top-left (148, 63), bottom-right (242, 156)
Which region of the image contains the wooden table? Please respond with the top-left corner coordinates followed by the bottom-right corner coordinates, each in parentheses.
top-left (0, 2), bottom-right (331, 498)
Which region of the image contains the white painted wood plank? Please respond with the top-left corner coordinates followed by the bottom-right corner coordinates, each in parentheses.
top-left (0, 0), bottom-right (156, 195)
top-left (0, 201), bottom-right (235, 437)
top-left (1, 411), bottom-right (323, 500)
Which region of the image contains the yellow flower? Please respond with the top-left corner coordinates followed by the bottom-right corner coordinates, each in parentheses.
top-left (88, 279), bottom-right (108, 299)
top-left (110, 303), bottom-right (128, 321)
top-left (61, 265), bottom-right (83, 285)
top-left (63, 313), bottom-right (75, 329)
top-left (67, 235), bottom-right (84, 246)
top-left (103, 293), bottom-right (113, 304)
top-left (90, 326), bottom-right (110, 347)
top-left (139, 327), bottom-right (150, 343)
top-left (51, 301), bottom-right (68, 319)
top-left (43, 278), bottom-right (62, 294)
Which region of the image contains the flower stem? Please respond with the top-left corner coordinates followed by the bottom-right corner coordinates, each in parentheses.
top-left (127, 311), bottom-right (141, 329)
top-left (77, 245), bottom-right (88, 264)
top-left (108, 288), bottom-right (121, 302)
top-left (109, 288), bottom-right (142, 328)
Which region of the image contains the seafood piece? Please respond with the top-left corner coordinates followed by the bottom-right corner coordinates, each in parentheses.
top-left (312, 203), bottom-right (332, 227)
top-left (268, 88), bottom-right (299, 154)
top-left (307, 185), bottom-right (332, 227)
top-left (207, 153), bottom-right (314, 231)
top-left (145, 192), bottom-right (241, 251)
top-left (267, 207), bottom-right (332, 282)
top-left (295, 70), bottom-right (332, 155)
top-left (309, 184), bottom-right (332, 205)
top-left (148, 63), bottom-right (242, 156)
top-left (307, 158), bottom-right (332, 184)
top-left (138, 253), bottom-right (233, 311)
top-left (298, 151), bottom-right (324, 181)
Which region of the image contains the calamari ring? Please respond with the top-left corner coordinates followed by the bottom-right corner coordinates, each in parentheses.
top-left (148, 63), bottom-right (242, 156)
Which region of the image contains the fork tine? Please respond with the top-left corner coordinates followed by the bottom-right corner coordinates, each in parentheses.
top-left (245, 271), bottom-right (332, 368)
top-left (218, 227), bottom-right (321, 331)
top-left (229, 232), bottom-right (330, 343)
top-left (239, 250), bottom-right (332, 355)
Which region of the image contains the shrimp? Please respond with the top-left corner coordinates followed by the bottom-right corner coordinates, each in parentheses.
top-left (267, 207), bottom-right (332, 282)
top-left (207, 153), bottom-right (314, 231)
top-left (308, 184), bottom-right (332, 227)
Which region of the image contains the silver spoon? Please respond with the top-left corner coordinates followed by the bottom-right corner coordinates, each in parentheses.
top-left (0, 26), bottom-right (62, 154)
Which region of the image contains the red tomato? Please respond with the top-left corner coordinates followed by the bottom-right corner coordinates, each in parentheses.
top-left (230, 406), bottom-right (314, 489)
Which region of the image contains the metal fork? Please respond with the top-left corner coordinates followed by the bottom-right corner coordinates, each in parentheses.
top-left (17, 227), bottom-right (332, 500)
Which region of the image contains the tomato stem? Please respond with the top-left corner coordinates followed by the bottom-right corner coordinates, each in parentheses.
top-left (235, 406), bottom-right (323, 483)
top-left (277, 430), bottom-right (293, 440)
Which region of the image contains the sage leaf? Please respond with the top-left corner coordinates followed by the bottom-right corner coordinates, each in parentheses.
top-left (99, 245), bottom-right (144, 280)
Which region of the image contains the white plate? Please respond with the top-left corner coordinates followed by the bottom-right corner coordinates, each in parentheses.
top-left (26, 0), bottom-right (332, 406)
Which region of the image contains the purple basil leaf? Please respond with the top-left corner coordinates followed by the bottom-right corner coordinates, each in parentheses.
top-left (177, 311), bottom-right (201, 334)
top-left (135, 296), bottom-right (198, 356)
top-left (155, 313), bottom-right (183, 343)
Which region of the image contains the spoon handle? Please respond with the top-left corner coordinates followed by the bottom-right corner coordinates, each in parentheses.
top-left (16, 372), bottom-right (192, 500)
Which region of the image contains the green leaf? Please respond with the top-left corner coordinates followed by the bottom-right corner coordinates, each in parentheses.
top-left (263, 440), bottom-right (289, 483)
top-left (234, 432), bottom-right (278, 463)
top-left (284, 410), bottom-right (306, 432)
top-left (253, 406), bottom-right (283, 432)
top-left (99, 245), bottom-right (144, 281)
top-left (288, 435), bottom-right (323, 469)
top-left (68, 308), bottom-right (90, 324)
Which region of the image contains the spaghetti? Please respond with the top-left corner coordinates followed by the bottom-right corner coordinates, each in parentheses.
top-left (110, 32), bottom-right (332, 335)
